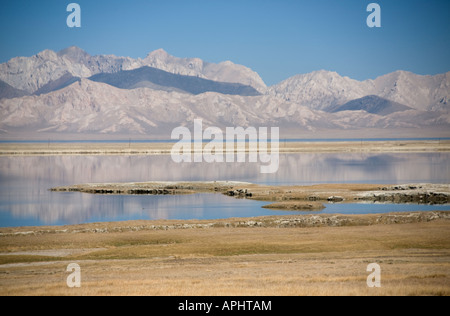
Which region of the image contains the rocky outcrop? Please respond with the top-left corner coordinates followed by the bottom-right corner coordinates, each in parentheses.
top-left (356, 184), bottom-right (450, 204)
top-left (327, 196), bottom-right (345, 203)
top-left (227, 188), bottom-right (253, 198)
top-left (272, 211), bottom-right (450, 228)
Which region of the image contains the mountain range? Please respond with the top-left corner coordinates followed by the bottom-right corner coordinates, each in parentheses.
top-left (0, 47), bottom-right (449, 139)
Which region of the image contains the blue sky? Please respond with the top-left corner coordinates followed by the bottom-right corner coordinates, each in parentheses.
top-left (0, 0), bottom-right (449, 86)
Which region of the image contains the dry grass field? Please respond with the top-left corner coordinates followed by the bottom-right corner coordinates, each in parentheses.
top-left (0, 213), bottom-right (449, 296)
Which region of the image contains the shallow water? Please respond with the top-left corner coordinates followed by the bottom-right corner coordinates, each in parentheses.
top-left (0, 153), bottom-right (449, 227)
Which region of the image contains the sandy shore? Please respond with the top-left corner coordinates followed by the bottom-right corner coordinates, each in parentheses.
top-left (0, 140), bottom-right (449, 156)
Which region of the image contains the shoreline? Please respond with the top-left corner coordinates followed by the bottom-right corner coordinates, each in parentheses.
top-left (1, 211), bottom-right (449, 234)
top-left (0, 140), bottom-right (449, 156)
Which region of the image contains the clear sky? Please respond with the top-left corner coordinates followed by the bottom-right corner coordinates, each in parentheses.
top-left (0, 0), bottom-right (449, 86)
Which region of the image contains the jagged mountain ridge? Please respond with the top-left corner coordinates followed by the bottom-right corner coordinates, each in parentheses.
top-left (142, 48), bottom-right (267, 93)
top-left (0, 47), bottom-right (267, 95)
top-left (269, 70), bottom-right (450, 112)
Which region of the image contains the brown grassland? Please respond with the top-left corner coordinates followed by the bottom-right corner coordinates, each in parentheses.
top-left (0, 213), bottom-right (449, 296)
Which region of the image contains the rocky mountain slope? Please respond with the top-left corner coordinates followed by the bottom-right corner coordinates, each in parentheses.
top-left (0, 80), bottom-right (29, 99)
top-left (269, 70), bottom-right (449, 112)
top-left (0, 78), bottom-right (447, 137)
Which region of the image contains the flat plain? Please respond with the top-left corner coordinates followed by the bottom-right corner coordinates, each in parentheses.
top-left (0, 212), bottom-right (449, 296)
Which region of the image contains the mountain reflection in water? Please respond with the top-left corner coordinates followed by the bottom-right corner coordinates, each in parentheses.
top-left (0, 153), bottom-right (448, 227)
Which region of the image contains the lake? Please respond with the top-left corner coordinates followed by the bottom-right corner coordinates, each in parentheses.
top-left (0, 152), bottom-right (449, 227)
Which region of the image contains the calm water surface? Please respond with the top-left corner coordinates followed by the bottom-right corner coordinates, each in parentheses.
top-left (0, 153), bottom-right (449, 227)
